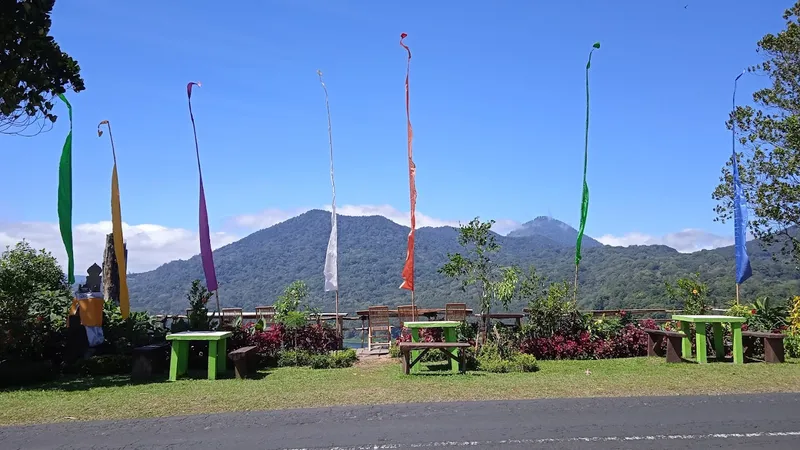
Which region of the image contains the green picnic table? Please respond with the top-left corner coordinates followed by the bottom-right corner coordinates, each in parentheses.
top-left (405, 321), bottom-right (463, 373)
top-left (671, 315), bottom-right (746, 364)
top-left (166, 331), bottom-right (232, 380)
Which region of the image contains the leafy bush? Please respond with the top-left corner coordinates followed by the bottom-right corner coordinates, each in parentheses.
top-left (520, 324), bottom-right (648, 360)
top-left (283, 323), bottom-right (341, 353)
top-left (666, 274), bottom-right (709, 314)
top-left (185, 280), bottom-right (215, 331)
top-left (102, 302), bottom-right (166, 355)
top-left (0, 242), bottom-right (72, 363)
top-left (789, 296), bottom-right (800, 335)
top-left (589, 315), bottom-right (623, 340)
top-left (639, 318), bottom-right (660, 330)
top-left (786, 335), bottom-right (800, 359)
top-left (512, 353), bottom-right (539, 372)
top-left (476, 343), bottom-right (537, 373)
top-left (519, 269), bottom-right (586, 339)
top-left (747, 298), bottom-right (787, 332)
top-left (279, 349), bottom-right (358, 369)
top-left (278, 350), bottom-right (314, 367)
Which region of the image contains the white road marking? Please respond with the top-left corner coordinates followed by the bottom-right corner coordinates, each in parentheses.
top-left (282, 431), bottom-right (800, 449)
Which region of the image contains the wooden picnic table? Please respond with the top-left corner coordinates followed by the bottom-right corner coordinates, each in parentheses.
top-left (355, 308), bottom-right (473, 320)
top-left (166, 331), bottom-right (232, 381)
top-left (671, 315), bottom-right (746, 364)
top-left (404, 321), bottom-right (464, 373)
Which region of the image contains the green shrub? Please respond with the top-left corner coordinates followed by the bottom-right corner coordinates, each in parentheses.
top-left (389, 344), bottom-right (401, 358)
top-left (786, 334), bottom-right (800, 359)
top-left (330, 348), bottom-right (357, 368)
top-left (309, 353), bottom-right (332, 369)
top-left (476, 343), bottom-right (537, 373)
top-left (512, 353), bottom-right (539, 372)
top-left (279, 348), bottom-right (358, 369)
top-left (278, 350), bottom-right (314, 367)
top-left (477, 355), bottom-right (514, 373)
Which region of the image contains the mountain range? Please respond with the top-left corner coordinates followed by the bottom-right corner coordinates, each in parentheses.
top-left (126, 210), bottom-right (800, 314)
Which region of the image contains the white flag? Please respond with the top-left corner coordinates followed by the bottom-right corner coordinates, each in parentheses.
top-left (319, 70), bottom-right (338, 292)
top-left (324, 205), bottom-right (338, 291)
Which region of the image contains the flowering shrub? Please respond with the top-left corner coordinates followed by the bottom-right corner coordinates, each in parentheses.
top-left (519, 324), bottom-right (648, 360)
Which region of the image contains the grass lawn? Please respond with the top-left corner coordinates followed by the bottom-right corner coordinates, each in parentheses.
top-left (1, 357), bottom-right (799, 426)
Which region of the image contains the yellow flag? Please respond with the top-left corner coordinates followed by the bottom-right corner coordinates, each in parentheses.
top-left (111, 165), bottom-right (129, 318)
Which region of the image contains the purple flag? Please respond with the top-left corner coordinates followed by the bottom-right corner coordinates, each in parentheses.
top-left (187, 82), bottom-right (218, 292)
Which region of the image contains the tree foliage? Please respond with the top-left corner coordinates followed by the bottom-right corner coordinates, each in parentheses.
top-left (665, 273), bottom-right (709, 315)
top-left (713, 1), bottom-right (800, 261)
top-left (438, 218), bottom-right (519, 317)
top-left (1, 0), bottom-right (85, 135)
top-left (0, 241), bottom-right (72, 361)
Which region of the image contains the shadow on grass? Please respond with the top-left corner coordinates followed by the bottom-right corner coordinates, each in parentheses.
top-left (2, 368), bottom-right (273, 393)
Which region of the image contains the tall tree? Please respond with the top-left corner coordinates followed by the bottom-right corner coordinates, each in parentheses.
top-left (1, 0), bottom-right (85, 136)
top-left (713, 1), bottom-right (800, 261)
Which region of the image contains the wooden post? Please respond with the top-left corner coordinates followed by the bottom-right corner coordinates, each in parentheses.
top-left (735, 283), bottom-right (740, 305)
top-left (102, 232), bottom-right (127, 304)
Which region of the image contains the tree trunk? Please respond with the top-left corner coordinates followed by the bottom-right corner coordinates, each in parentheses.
top-left (102, 233), bottom-right (127, 304)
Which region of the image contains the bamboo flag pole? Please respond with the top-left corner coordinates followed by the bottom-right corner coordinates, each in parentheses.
top-left (731, 70), bottom-right (752, 305)
top-left (399, 32), bottom-right (417, 309)
top-left (318, 70), bottom-right (340, 336)
top-left (574, 42), bottom-right (601, 303)
top-left (97, 120), bottom-right (131, 318)
top-left (186, 81), bottom-right (222, 320)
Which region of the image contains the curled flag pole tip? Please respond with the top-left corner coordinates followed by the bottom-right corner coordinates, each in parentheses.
top-left (97, 120), bottom-right (109, 137)
top-left (592, 42), bottom-right (601, 49)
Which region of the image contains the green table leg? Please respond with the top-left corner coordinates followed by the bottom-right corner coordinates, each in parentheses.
top-left (732, 322), bottom-right (744, 364)
top-left (169, 341), bottom-right (179, 381)
top-left (681, 321), bottom-right (692, 359)
top-left (695, 322), bottom-right (708, 364)
top-left (208, 340), bottom-right (218, 380)
top-left (444, 328), bottom-right (459, 373)
top-left (217, 337), bottom-right (227, 374)
top-left (712, 323), bottom-right (724, 361)
top-left (410, 327), bottom-right (421, 374)
top-left (169, 341), bottom-right (188, 381)
top-left (178, 341), bottom-right (189, 375)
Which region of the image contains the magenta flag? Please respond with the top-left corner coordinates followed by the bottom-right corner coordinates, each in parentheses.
top-left (187, 82), bottom-right (218, 292)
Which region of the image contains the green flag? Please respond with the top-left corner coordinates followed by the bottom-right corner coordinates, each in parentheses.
top-left (575, 42), bottom-right (600, 267)
top-left (57, 94), bottom-right (74, 284)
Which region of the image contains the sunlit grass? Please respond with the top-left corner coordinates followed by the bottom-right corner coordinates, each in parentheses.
top-left (1, 357), bottom-right (798, 426)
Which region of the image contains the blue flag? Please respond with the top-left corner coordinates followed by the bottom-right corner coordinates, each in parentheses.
top-left (732, 152), bottom-right (752, 284)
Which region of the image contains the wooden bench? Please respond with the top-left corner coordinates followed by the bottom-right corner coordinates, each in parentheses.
top-left (398, 342), bottom-right (471, 374)
top-left (131, 342), bottom-right (170, 380)
top-left (742, 331), bottom-right (787, 363)
top-left (643, 329), bottom-right (684, 363)
top-left (228, 346), bottom-right (257, 379)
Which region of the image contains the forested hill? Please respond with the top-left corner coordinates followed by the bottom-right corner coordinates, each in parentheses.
top-left (127, 210), bottom-right (800, 314)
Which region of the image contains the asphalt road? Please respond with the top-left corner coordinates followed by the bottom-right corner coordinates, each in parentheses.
top-left (2, 394), bottom-right (800, 449)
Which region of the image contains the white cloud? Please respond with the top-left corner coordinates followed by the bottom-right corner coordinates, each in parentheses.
top-left (596, 229), bottom-right (736, 253)
top-left (0, 221), bottom-right (238, 274)
top-left (232, 204), bottom-right (523, 235)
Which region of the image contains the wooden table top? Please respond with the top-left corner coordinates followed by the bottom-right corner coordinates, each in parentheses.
top-left (671, 315), bottom-right (747, 323)
top-left (166, 331), bottom-right (233, 341)
top-left (355, 308), bottom-right (474, 317)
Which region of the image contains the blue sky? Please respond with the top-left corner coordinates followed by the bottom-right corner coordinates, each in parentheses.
top-left (0, 0), bottom-right (790, 271)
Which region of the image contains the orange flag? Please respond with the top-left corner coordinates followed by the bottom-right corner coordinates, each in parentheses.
top-left (399, 32), bottom-right (416, 291)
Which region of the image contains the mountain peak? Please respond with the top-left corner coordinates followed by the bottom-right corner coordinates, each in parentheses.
top-left (507, 216), bottom-right (603, 248)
